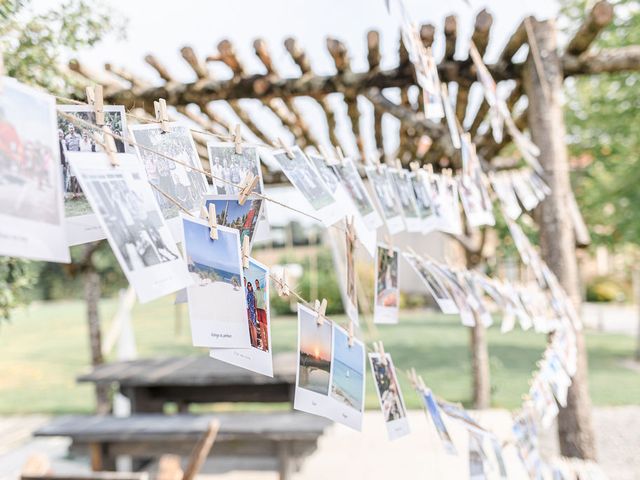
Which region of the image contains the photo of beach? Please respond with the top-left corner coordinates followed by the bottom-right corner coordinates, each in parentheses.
top-left (422, 389), bottom-right (457, 455)
top-left (205, 196), bottom-right (263, 248)
top-left (330, 327), bottom-right (364, 412)
top-left (297, 307), bottom-right (333, 395)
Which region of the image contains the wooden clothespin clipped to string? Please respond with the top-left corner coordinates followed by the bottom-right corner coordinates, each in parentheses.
top-left (238, 172), bottom-right (259, 206)
top-left (409, 161), bottom-right (420, 173)
top-left (407, 368), bottom-right (419, 390)
top-left (95, 125), bottom-right (119, 167)
top-left (335, 146), bottom-right (346, 165)
top-left (241, 235), bottom-right (250, 270)
top-left (85, 85), bottom-right (105, 126)
top-left (345, 215), bottom-right (357, 245)
top-left (275, 138), bottom-right (294, 159)
top-left (275, 269), bottom-right (290, 297)
top-left (200, 203), bottom-right (218, 240)
top-left (374, 341), bottom-right (388, 365)
top-left (233, 124), bottom-right (243, 155)
top-left (383, 233), bottom-right (395, 257)
top-left (314, 298), bottom-right (328, 325)
top-left (348, 320), bottom-right (355, 348)
top-left (154, 98), bottom-right (170, 133)
top-left (423, 163), bottom-right (434, 176)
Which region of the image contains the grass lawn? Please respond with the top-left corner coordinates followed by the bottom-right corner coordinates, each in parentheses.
top-left (0, 296), bottom-right (638, 414)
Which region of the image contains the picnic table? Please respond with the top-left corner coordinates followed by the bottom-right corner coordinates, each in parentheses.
top-left (77, 353), bottom-right (298, 413)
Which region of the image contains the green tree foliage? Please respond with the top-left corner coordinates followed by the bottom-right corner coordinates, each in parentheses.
top-left (0, 0), bottom-right (125, 320)
top-left (561, 0), bottom-right (640, 247)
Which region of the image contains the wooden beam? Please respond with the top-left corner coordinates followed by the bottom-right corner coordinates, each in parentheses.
top-left (471, 9), bottom-right (494, 58)
top-left (144, 54), bottom-right (175, 83)
top-left (497, 20), bottom-right (527, 65)
top-left (565, 0), bottom-right (614, 56)
top-left (209, 39), bottom-right (245, 77)
top-left (443, 15), bottom-right (457, 61)
top-left (284, 37), bottom-right (311, 75)
top-left (367, 30), bottom-right (384, 158)
top-left (181, 46), bottom-right (210, 80)
top-left (563, 45), bottom-right (640, 75)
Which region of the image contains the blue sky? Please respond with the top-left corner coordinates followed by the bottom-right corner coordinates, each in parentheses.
top-left (245, 259), bottom-right (267, 290)
top-left (183, 218), bottom-right (241, 273)
top-left (206, 199), bottom-right (254, 224)
top-left (333, 327), bottom-right (364, 375)
top-left (2, 83), bottom-right (54, 144)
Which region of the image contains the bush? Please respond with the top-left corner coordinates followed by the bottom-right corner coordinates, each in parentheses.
top-left (586, 277), bottom-right (627, 303)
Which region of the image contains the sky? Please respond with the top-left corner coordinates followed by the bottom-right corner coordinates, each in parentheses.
top-left (299, 308), bottom-right (333, 360)
top-left (183, 218), bottom-right (241, 272)
top-left (333, 327), bottom-right (365, 374)
top-left (35, 0), bottom-right (565, 225)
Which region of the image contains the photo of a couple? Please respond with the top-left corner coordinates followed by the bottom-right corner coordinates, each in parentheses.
top-left (243, 261), bottom-right (269, 352)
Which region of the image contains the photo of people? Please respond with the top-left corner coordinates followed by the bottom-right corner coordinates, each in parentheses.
top-left (210, 257), bottom-right (273, 377)
top-left (204, 196), bottom-right (263, 249)
top-left (130, 124), bottom-right (209, 222)
top-left (70, 153), bottom-right (191, 303)
top-left (330, 327), bottom-right (365, 412)
top-left (389, 168), bottom-right (421, 231)
top-left (369, 352), bottom-right (410, 440)
top-left (182, 216), bottom-right (249, 348)
top-left (274, 146), bottom-right (335, 211)
top-left (404, 253), bottom-right (458, 314)
top-left (410, 172), bottom-right (433, 219)
top-left (365, 165), bottom-right (404, 234)
top-left (243, 260), bottom-right (270, 352)
top-left (207, 142), bottom-right (263, 195)
top-left (58, 105), bottom-right (128, 217)
top-left (422, 389), bottom-right (457, 455)
top-left (297, 305), bottom-right (333, 395)
top-left (332, 159), bottom-right (376, 219)
top-left (374, 245), bottom-right (399, 324)
top-left (0, 79), bottom-right (69, 263)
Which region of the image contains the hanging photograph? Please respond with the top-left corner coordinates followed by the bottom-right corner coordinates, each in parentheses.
top-left (423, 170), bottom-right (445, 232)
top-left (329, 324), bottom-right (366, 431)
top-left (331, 158), bottom-right (382, 231)
top-left (374, 244), bottom-right (400, 325)
top-left (440, 83), bottom-right (461, 149)
top-left (365, 165), bottom-right (404, 234)
top-left (58, 104), bottom-right (129, 245)
top-left (388, 167), bottom-right (422, 232)
top-left (369, 352), bottom-right (410, 440)
top-left (403, 253), bottom-right (458, 314)
top-left (308, 153), bottom-right (341, 194)
top-left (511, 169), bottom-right (540, 211)
top-left (344, 220), bottom-right (359, 325)
top-left (207, 142), bottom-right (264, 195)
top-left (468, 432), bottom-right (488, 480)
top-left (0, 80), bottom-right (69, 263)
top-left (438, 175), bottom-right (463, 235)
top-left (490, 172), bottom-right (522, 220)
top-left (130, 123), bottom-right (209, 238)
top-left (210, 257), bottom-right (273, 377)
top-left (70, 153), bottom-right (191, 302)
top-left (294, 303), bottom-right (334, 419)
top-left (421, 388), bottom-right (457, 455)
top-left (273, 146), bottom-right (342, 227)
top-left (181, 216), bottom-right (250, 348)
top-left (431, 263), bottom-right (476, 326)
top-left (203, 195), bottom-right (263, 250)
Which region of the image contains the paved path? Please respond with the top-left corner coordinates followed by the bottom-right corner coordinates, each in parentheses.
top-left (1, 407), bottom-right (638, 480)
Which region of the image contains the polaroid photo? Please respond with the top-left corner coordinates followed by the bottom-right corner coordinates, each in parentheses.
top-left (58, 104), bottom-right (130, 245)
top-left (388, 167), bottom-right (422, 232)
top-left (490, 172), bottom-right (522, 221)
top-left (369, 352), bottom-right (410, 440)
top-left (69, 153), bottom-right (190, 302)
top-left (421, 388), bottom-right (457, 455)
top-left (511, 170), bottom-right (540, 211)
top-left (181, 216), bottom-right (250, 348)
top-left (403, 253), bottom-right (458, 314)
top-left (329, 324), bottom-right (366, 431)
top-left (129, 123), bottom-right (209, 239)
top-left (409, 171), bottom-right (436, 233)
top-left (210, 257), bottom-right (273, 377)
top-left (344, 221), bottom-right (359, 325)
top-left (441, 84), bottom-right (461, 149)
top-left (203, 195), bottom-right (263, 251)
top-left (543, 353), bottom-right (571, 408)
top-left (207, 142), bottom-right (264, 195)
top-left (294, 303), bottom-right (334, 419)
top-left (374, 244), bottom-right (400, 324)
top-left (331, 158), bottom-right (382, 231)
top-left (365, 165), bottom-right (404, 234)
top-left (0, 79), bottom-right (69, 263)
top-left (308, 153), bottom-right (341, 195)
top-left (469, 432), bottom-right (489, 480)
top-left (438, 175), bottom-right (463, 235)
top-left (529, 376), bottom-right (559, 429)
top-left (459, 176), bottom-right (494, 228)
top-left (422, 170), bottom-right (446, 232)
top-left (273, 146), bottom-right (342, 227)
top-left (429, 263), bottom-right (476, 326)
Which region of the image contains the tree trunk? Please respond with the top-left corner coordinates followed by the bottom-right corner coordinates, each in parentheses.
top-left (470, 321), bottom-right (491, 408)
top-left (523, 18), bottom-right (596, 460)
top-left (84, 266), bottom-right (110, 414)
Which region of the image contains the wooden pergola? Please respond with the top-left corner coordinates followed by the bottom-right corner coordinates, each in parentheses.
top-left (65, 0), bottom-right (640, 462)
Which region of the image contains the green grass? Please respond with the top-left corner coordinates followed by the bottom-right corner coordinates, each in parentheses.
top-left (0, 297), bottom-right (638, 414)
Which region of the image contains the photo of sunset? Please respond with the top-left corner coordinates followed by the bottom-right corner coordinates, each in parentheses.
top-left (298, 307), bottom-right (333, 395)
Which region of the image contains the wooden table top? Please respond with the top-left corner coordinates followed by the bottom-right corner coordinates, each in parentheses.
top-left (77, 353), bottom-right (298, 387)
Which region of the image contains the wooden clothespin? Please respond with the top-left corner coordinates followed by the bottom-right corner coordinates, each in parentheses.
top-left (274, 270), bottom-right (290, 297)
top-left (417, 373), bottom-right (427, 391)
top-left (276, 138), bottom-right (294, 159)
top-left (345, 216), bottom-right (357, 244)
top-left (238, 171), bottom-right (259, 205)
top-left (233, 124), bottom-right (243, 154)
top-left (85, 85), bottom-right (105, 126)
top-left (314, 298), bottom-right (328, 325)
top-left (202, 202), bottom-right (221, 240)
top-left (374, 340), bottom-right (388, 365)
top-left (96, 125), bottom-right (119, 167)
top-left (348, 320), bottom-right (355, 347)
top-left (407, 368), bottom-right (419, 389)
top-left (395, 159), bottom-right (403, 171)
top-left (335, 146), bottom-right (346, 164)
top-left (409, 161), bottom-right (420, 173)
top-left (423, 163), bottom-right (434, 176)
top-left (241, 235), bottom-right (250, 269)
top-left (154, 98), bottom-right (170, 133)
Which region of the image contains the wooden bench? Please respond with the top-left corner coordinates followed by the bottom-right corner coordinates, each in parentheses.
top-left (34, 412), bottom-right (330, 480)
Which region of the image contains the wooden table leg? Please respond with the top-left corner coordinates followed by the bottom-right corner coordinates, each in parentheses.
top-left (277, 443), bottom-right (295, 480)
top-left (89, 443), bottom-right (103, 472)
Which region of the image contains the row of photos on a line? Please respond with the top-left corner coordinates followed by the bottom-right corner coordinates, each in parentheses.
top-left (0, 77), bottom-right (582, 476)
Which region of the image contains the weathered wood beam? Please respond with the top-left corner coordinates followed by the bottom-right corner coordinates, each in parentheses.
top-left (563, 45), bottom-right (640, 75)
top-left (104, 64), bottom-right (150, 89)
top-left (284, 37), bottom-right (312, 75)
top-left (497, 20), bottom-right (527, 65)
top-left (180, 46), bottom-right (210, 80)
top-left (68, 59), bottom-right (125, 91)
top-left (469, 81), bottom-right (522, 136)
top-left (367, 30), bottom-right (384, 158)
top-left (565, 0), bottom-right (614, 57)
top-left (253, 38), bottom-right (277, 76)
top-left (444, 15), bottom-right (457, 61)
top-left (326, 37), bottom-right (350, 74)
top-left (475, 108), bottom-right (528, 160)
top-left (144, 54), bottom-right (175, 83)
top-left (208, 40), bottom-right (245, 77)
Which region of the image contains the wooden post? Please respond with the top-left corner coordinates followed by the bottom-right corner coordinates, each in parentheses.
top-left (523, 18), bottom-right (596, 460)
top-left (470, 320), bottom-right (490, 408)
